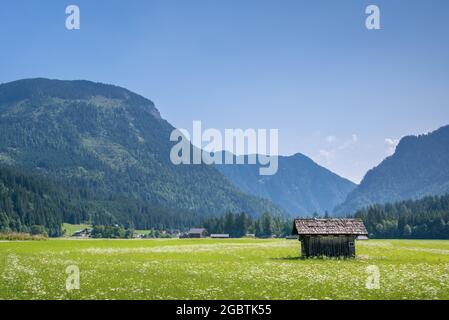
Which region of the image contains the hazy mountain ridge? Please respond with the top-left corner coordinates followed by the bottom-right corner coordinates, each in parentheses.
top-left (335, 125), bottom-right (449, 215)
top-left (216, 153), bottom-right (356, 216)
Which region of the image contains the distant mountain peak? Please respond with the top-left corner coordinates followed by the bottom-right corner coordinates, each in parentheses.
top-left (217, 152), bottom-right (356, 216)
top-left (335, 124), bottom-right (449, 215)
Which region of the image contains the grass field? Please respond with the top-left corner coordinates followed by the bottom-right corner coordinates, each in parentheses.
top-left (1, 238), bottom-right (449, 300)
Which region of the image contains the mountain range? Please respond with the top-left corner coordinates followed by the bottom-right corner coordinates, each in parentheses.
top-left (216, 153), bottom-right (356, 216)
top-left (0, 78), bottom-right (283, 229)
top-left (0, 78), bottom-right (448, 233)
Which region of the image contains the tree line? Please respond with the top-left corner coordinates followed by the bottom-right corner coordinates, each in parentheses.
top-left (4, 161), bottom-right (449, 240)
top-left (203, 212), bottom-right (291, 238)
top-left (91, 225), bottom-right (134, 239)
top-left (0, 165), bottom-right (216, 236)
top-left (354, 194), bottom-right (449, 239)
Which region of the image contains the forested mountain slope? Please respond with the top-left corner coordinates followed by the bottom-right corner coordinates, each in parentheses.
top-left (0, 79), bottom-right (283, 230)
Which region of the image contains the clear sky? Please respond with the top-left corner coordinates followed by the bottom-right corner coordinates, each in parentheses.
top-left (1, 0), bottom-right (449, 183)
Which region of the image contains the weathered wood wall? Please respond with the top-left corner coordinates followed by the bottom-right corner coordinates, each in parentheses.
top-left (300, 235), bottom-right (356, 257)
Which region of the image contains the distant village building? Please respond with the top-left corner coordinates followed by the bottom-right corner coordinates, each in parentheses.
top-left (133, 233), bottom-right (145, 239)
top-left (292, 218), bottom-right (368, 258)
top-left (72, 228), bottom-right (93, 238)
top-left (210, 234), bottom-right (230, 239)
top-left (188, 228), bottom-right (208, 238)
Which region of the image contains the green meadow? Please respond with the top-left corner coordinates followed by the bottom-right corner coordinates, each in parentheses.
top-left (1, 239), bottom-right (449, 300)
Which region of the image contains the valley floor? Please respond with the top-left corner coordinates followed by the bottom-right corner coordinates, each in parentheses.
top-left (1, 239), bottom-right (449, 300)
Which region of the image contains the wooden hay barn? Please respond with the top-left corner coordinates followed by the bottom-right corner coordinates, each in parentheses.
top-left (292, 218), bottom-right (368, 258)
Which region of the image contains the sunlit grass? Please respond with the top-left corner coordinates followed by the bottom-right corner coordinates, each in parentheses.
top-left (1, 239), bottom-right (449, 300)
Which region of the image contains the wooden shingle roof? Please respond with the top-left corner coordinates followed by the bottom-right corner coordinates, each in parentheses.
top-left (292, 218), bottom-right (368, 235)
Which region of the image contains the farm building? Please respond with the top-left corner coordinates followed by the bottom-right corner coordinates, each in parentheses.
top-left (210, 234), bottom-right (230, 239)
top-left (188, 228), bottom-right (208, 238)
top-left (72, 228), bottom-right (93, 238)
top-left (292, 218), bottom-right (368, 258)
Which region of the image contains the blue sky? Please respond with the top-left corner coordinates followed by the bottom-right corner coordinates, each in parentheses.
top-left (1, 0), bottom-right (449, 182)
